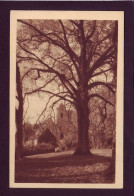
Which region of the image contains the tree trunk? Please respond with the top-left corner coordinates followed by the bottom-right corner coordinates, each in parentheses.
top-left (16, 64), bottom-right (23, 160)
top-left (74, 96), bottom-right (91, 155)
top-left (109, 139), bottom-right (115, 173)
top-left (74, 22), bottom-right (91, 155)
top-left (105, 136), bottom-right (115, 181)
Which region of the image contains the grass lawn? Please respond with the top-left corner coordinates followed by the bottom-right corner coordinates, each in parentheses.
top-left (15, 149), bottom-right (114, 183)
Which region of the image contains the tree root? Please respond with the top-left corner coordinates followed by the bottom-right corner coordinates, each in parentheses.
top-left (73, 148), bottom-right (92, 156)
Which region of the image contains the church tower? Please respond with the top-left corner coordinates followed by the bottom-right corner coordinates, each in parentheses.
top-left (56, 103), bottom-right (69, 139)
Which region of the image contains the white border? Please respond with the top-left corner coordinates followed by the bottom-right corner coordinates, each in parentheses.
top-left (10, 11), bottom-right (124, 189)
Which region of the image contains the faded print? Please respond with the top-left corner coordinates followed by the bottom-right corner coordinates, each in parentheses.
top-left (10, 11), bottom-right (124, 189)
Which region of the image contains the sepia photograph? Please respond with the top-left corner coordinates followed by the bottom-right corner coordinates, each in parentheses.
top-left (10, 11), bottom-right (124, 189)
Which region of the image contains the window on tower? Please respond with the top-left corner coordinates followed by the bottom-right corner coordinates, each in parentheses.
top-left (61, 112), bottom-right (63, 118)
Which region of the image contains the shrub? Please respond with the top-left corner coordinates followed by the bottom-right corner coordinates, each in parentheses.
top-left (23, 142), bottom-right (55, 156)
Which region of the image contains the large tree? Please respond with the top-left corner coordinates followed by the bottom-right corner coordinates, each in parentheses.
top-left (17, 19), bottom-right (117, 155)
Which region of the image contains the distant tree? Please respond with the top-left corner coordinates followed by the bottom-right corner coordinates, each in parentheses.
top-left (17, 19), bottom-right (117, 155)
top-left (89, 90), bottom-right (115, 149)
top-left (23, 122), bottom-right (35, 143)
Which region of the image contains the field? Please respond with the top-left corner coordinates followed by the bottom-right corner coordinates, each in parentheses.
top-left (15, 149), bottom-right (114, 183)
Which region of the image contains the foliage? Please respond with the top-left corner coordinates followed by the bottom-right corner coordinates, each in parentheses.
top-left (23, 142), bottom-right (55, 156)
top-left (23, 122), bottom-right (35, 142)
top-left (57, 134), bottom-right (78, 151)
top-left (89, 92), bottom-right (115, 149)
top-left (38, 128), bottom-right (57, 146)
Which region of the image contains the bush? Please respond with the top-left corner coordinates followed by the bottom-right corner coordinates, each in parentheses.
top-left (38, 129), bottom-right (57, 147)
top-left (57, 134), bottom-right (77, 151)
top-left (23, 142), bottom-right (55, 156)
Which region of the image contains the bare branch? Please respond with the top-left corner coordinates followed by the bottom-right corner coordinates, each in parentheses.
top-left (49, 54), bottom-right (78, 85)
top-left (88, 45), bottom-right (115, 78)
top-left (17, 43), bottom-right (77, 96)
top-left (18, 19), bottom-right (80, 66)
top-left (88, 82), bottom-right (115, 94)
top-left (25, 89), bottom-right (74, 105)
top-left (85, 21), bottom-right (96, 42)
top-left (91, 68), bottom-right (112, 78)
top-left (88, 94), bottom-right (114, 106)
top-left (69, 20), bottom-right (80, 27)
top-left (59, 20), bottom-right (79, 62)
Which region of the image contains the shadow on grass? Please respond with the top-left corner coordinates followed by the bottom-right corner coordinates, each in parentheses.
top-left (16, 154), bottom-right (111, 168)
top-left (15, 153), bottom-right (114, 183)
